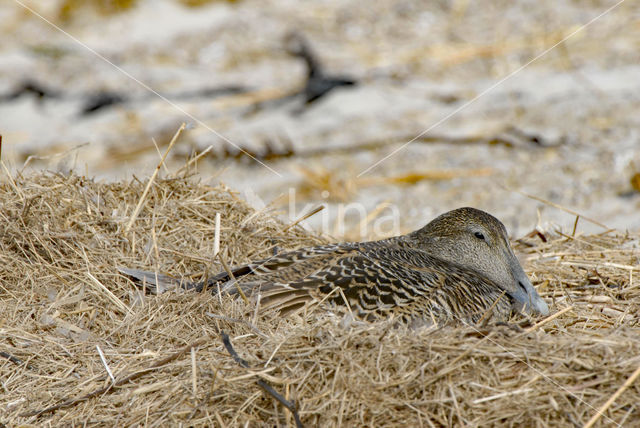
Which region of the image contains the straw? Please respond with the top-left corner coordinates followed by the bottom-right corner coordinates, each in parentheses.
top-left (2, 171), bottom-right (638, 427)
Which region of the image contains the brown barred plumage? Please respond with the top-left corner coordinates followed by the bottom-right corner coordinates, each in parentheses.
top-left (120, 207), bottom-right (549, 325)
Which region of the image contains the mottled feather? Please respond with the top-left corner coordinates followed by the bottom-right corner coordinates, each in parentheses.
top-left (120, 207), bottom-right (549, 325)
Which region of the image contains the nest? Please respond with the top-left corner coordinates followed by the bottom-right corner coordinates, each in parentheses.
top-left (1, 171), bottom-right (639, 427)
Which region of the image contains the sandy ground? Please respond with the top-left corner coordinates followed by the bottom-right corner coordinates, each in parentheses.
top-left (1, 0), bottom-right (639, 239)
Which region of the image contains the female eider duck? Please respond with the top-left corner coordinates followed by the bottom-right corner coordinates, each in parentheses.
top-left (120, 207), bottom-right (549, 325)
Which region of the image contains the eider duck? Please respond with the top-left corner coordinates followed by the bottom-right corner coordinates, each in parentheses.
top-left (120, 207), bottom-right (549, 325)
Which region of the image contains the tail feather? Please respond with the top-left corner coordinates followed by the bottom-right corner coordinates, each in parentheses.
top-left (118, 267), bottom-right (317, 316)
top-left (118, 267), bottom-right (195, 294)
top-left (256, 286), bottom-right (315, 314)
top-left (260, 292), bottom-right (315, 315)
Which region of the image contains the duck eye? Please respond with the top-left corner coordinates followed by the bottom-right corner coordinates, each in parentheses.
top-left (474, 232), bottom-right (485, 240)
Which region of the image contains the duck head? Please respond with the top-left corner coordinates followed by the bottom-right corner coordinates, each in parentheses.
top-left (412, 207), bottom-right (549, 317)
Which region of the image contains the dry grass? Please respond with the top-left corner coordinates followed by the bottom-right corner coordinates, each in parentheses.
top-left (1, 171), bottom-right (639, 427)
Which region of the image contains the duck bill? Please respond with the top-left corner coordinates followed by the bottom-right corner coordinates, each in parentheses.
top-left (509, 277), bottom-right (549, 316)
top-left (505, 250), bottom-right (550, 316)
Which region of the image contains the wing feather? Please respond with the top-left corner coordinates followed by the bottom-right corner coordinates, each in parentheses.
top-left (120, 237), bottom-right (512, 323)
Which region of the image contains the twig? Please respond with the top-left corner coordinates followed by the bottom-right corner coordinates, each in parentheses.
top-left (473, 388), bottom-right (533, 404)
top-left (213, 212), bottom-right (221, 259)
top-left (476, 290), bottom-right (506, 327)
top-left (217, 253), bottom-right (249, 305)
top-left (283, 205), bottom-right (324, 232)
top-left (191, 347), bottom-right (198, 397)
top-left (86, 271), bottom-right (132, 315)
top-left (257, 380), bottom-right (302, 425)
top-left (572, 215), bottom-right (580, 237)
top-left (523, 306), bottom-right (573, 334)
top-left (221, 332), bottom-right (250, 368)
top-left (96, 345), bottom-right (115, 383)
top-left (150, 137), bottom-right (170, 174)
top-left (337, 288), bottom-right (354, 320)
top-left (125, 123), bottom-right (185, 233)
top-left (172, 144), bottom-right (214, 177)
top-left (582, 363), bottom-right (640, 428)
top-left (1, 157), bottom-right (25, 202)
top-left (205, 312), bottom-right (267, 338)
top-left (220, 332), bottom-right (303, 428)
top-left (20, 336), bottom-right (208, 418)
top-left (0, 351), bottom-right (23, 366)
